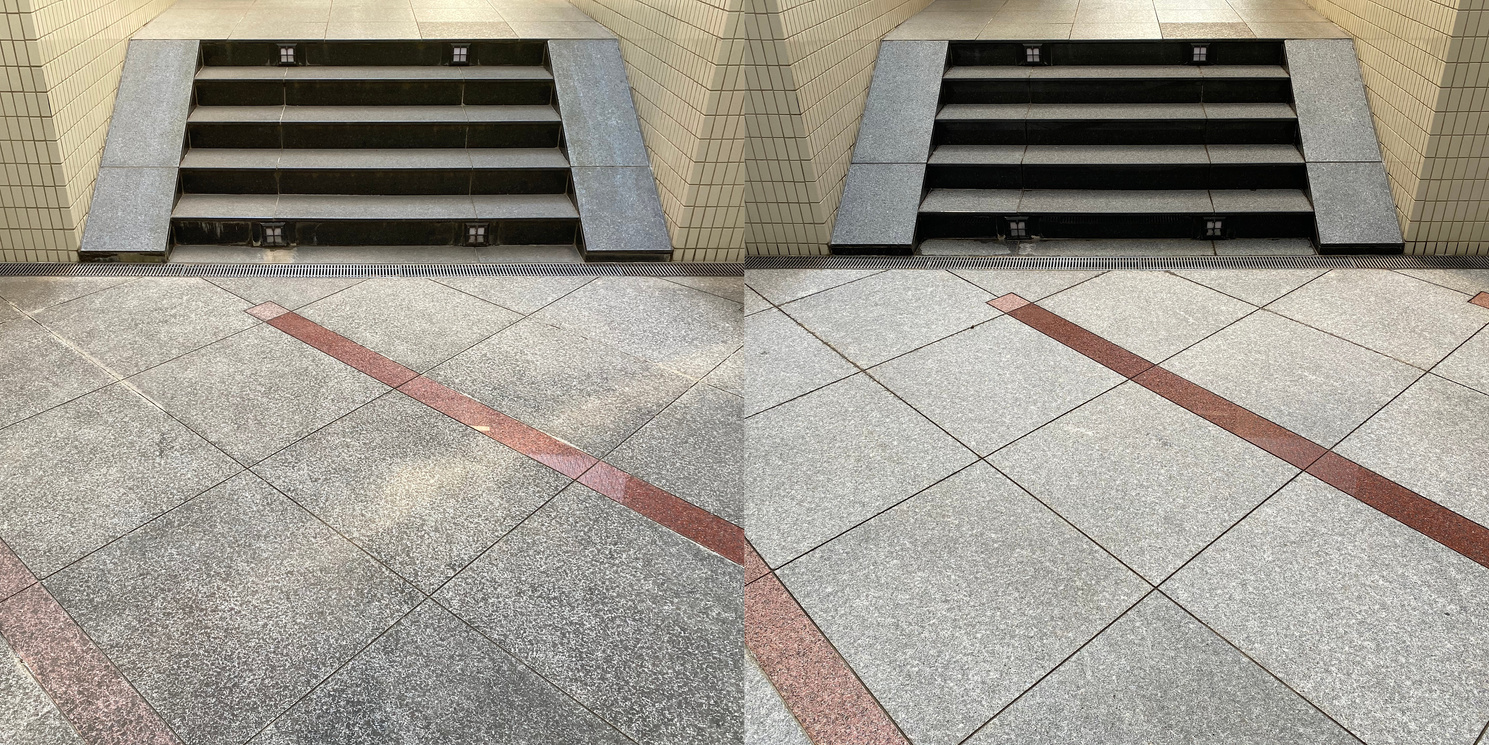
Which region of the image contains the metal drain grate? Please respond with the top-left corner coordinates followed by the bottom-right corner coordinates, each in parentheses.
top-left (0, 262), bottom-right (744, 279)
top-left (744, 255), bottom-right (1489, 271)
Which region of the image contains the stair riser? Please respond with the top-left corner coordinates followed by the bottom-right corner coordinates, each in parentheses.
top-left (926, 164), bottom-right (1307, 190)
top-left (187, 122), bottom-right (563, 149)
top-left (195, 80), bottom-right (555, 107)
top-left (172, 218), bottom-right (577, 247)
top-left (180, 168), bottom-right (571, 195)
top-left (948, 41), bottom-right (1283, 67)
top-left (942, 79), bottom-right (1291, 105)
top-left (935, 120), bottom-right (1297, 146)
top-left (917, 212), bottom-right (1314, 241)
top-left (202, 41), bottom-right (547, 67)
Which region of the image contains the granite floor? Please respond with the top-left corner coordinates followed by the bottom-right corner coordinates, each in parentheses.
top-left (888, 0), bottom-right (1348, 40)
top-left (0, 273), bottom-right (742, 745)
top-left (745, 266), bottom-right (1489, 745)
top-left (137, 0), bottom-right (613, 41)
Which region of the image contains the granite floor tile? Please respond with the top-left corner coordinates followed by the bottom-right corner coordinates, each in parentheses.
top-left (0, 634), bottom-right (83, 745)
top-left (1268, 269), bottom-right (1489, 368)
top-left (253, 602), bottom-right (629, 745)
top-left (255, 392), bottom-right (572, 591)
top-left (1333, 375), bottom-right (1489, 528)
top-left (0, 300), bottom-right (17, 326)
top-left (992, 383), bottom-right (1298, 582)
top-left (968, 594), bottom-right (1356, 745)
top-left (1165, 474), bottom-right (1489, 745)
top-left (744, 285), bottom-right (771, 314)
top-left (0, 277), bottom-right (134, 314)
top-left (1164, 310), bottom-right (1421, 446)
top-left (1436, 327), bottom-right (1489, 395)
top-left (745, 308), bottom-right (857, 415)
top-left (745, 652), bottom-right (809, 745)
top-left (437, 484), bottom-right (741, 745)
top-left (1395, 268), bottom-right (1489, 297)
top-left (204, 277), bottom-right (364, 310)
top-left (872, 315), bottom-right (1125, 454)
top-left (743, 269), bottom-right (883, 305)
top-left (130, 324), bottom-right (387, 465)
top-left (781, 270), bottom-right (999, 367)
top-left (428, 319), bottom-right (693, 456)
top-left (30, 278), bottom-right (256, 376)
top-left (703, 345), bottom-right (742, 397)
top-left (1172, 268), bottom-right (1326, 306)
top-left (606, 384), bottom-right (740, 523)
top-left (779, 464), bottom-right (1148, 745)
top-left (948, 269), bottom-right (1104, 301)
top-left (0, 318), bottom-right (115, 428)
top-left (46, 472), bottom-right (420, 745)
top-left (664, 276), bottom-right (743, 304)
top-left (433, 275), bottom-right (594, 315)
top-left (0, 384), bottom-right (239, 576)
top-left (299, 278), bottom-right (521, 372)
top-left (747, 373), bottom-right (977, 567)
top-left (1039, 271), bottom-right (1254, 362)
top-left (532, 276), bottom-right (740, 379)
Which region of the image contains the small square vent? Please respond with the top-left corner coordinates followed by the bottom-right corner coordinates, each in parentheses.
top-left (466, 223), bottom-right (489, 246)
top-left (1023, 44), bottom-right (1042, 65)
top-left (261, 222), bottom-right (286, 246)
top-left (278, 44), bottom-right (296, 66)
top-left (1191, 44), bottom-right (1209, 64)
top-left (452, 44), bottom-right (470, 65)
top-left (1006, 217), bottom-right (1029, 239)
top-left (1204, 217), bottom-right (1225, 238)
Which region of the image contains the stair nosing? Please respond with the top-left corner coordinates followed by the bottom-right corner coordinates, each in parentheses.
top-left (919, 188), bottom-right (1312, 214)
top-left (186, 105), bottom-right (562, 124)
top-left (928, 143), bottom-right (1306, 166)
top-left (173, 193), bottom-right (579, 221)
top-left (179, 147), bottom-right (571, 170)
top-left (936, 102), bottom-right (1296, 121)
top-left (195, 65), bottom-right (553, 82)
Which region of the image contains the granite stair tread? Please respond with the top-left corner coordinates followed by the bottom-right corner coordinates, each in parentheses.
top-left (943, 65), bottom-right (1288, 80)
top-left (174, 193), bottom-right (578, 221)
top-left (929, 143), bottom-right (1304, 165)
top-left (180, 148), bottom-right (569, 170)
top-left (187, 105), bottom-right (561, 124)
top-left (919, 188), bottom-right (1312, 214)
top-left (196, 65), bottom-right (553, 81)
top-left (937, 102), bottom-right (1295, 120)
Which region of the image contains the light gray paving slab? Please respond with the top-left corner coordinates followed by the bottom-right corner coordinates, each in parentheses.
top-left (779, 464), bottom-right (1148, 745)
top-left (204, 277), bottom-right (363, 310)
top-left (745, 308), bottom-right (857, 416)
top-left (1214, 237), bottom-right (1317, 255)
top-left (605, 384), bottom-right (741, 523)
top-left (829, 162), bottom-right (926, 249)
top-left (1165, 474), bottom-right (1489, 745)
top-left (1333, 374), bottom-right (1489, 528)
top-left (1396, 268), bottom-right (1489, 296)
top-left (0, 277), bottom-right (134, 313)
top-left (1268, 269), bottom-right (1489, 368)
top-left (0, 318), bottom-right (115, 428)
top-left (968, 594), bottom-right (1357, 745)
top-left (1018, 189), bottom-right (1213, 213)
top-left (919, 188), bottom-right (1023, 213)
top-left (1308, 162), bottom-right (1403, 250)
top-left (948, 269), bottom-right (1103, 300)
top-left (130, 324), bottom-right (387, 465)
top-left (78, 167), bottom-right (178, 258)
top-left (255, 602), bottom-right (629, 745)
top-left (664, 276), bottom-right (743, 303)
top-left (1039, 270), bottom-right (1253, 362)
top-left (744, 285), bottom-right (771, 314)
top-left (433, 275), bottom-right (593, 315)
top-left (1210, 188), bottom-right (1313, 212)
top-left (548, 39), bottom-right (649, 167)
top-left (1285, 39), bottom-right (1381, 163)
top-left (781, 269), bottom-right (998, 367)
top-left (428, 319), bottom-right (692, 456)
top-left (872, 315), bottom-right (1124, 454)
top-left (852, 40), bottom-right (948, 164)
top-left (47, 472), bottom-right (420, 745)
top-left (572, 166), bottom-right (672, 257)
top-left (0, 300), bottom-right (17, 326)
top-left (1173, 268), bottom-right (1325, 305)
top-left (298, 277), bottom-right (520, 372)
top-left (1165, 310), bottom-right (1421, 446)
top-left (744, 269), bottom-right (883, 305)
top-left (29, 278), bottom-right (255, 376)
top-left (99, 40), bottom-right (198, 168)
top-left (0, 384), bottom-right (239, 576)
top-left (437, 484), bottom-right (741, 745)
top-left (1437, 327), bottom-right (1489, 394)
top-left (0, 634), bottom-right (83, 745)
top-left (532, 276), bottom-right (740, 379)
top-left (746, 652), bottom-right (809, 745)
top-left (255, 391), bottom-right (573, 591)
top-left (703, 344), bottom-right (742, 396)
top-left (992, 383), bottom-right (1298, 582)
top-left (747, 374), bottom-right (977, 567)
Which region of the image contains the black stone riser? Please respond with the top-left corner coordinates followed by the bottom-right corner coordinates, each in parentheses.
top-left (942, 78), bottom-right (1291, 105)
top-left (917, 212), bottom-right (1314, 240)
top-left (179, 168), bottom-right (571, 196)
top-left (171, 218), bottom-right (578, 247)
top-left (935, 120), bottom-right (1298, 146)
top-left (948, 41), bottom-right (1284, 67)
top-left (926, 163), bottom-right (1307, 190)
top-left (186, 122), bottom-right (563, 149)
top-left (201, 40), bottom-right (547, 67)
top-left (195, 80), bottom-right (556, 107)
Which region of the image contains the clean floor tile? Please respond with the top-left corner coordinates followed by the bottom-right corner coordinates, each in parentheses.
top-left (744, 269), bottom-right (883, 305)
top-left (0, 318), bottom-right (115, 428)
top-left (1040, 271), bottom-right (1253, 362)
top-left (606, 384), bottom-right (741, 523)
top-left (1172, 268), bottom-right (1325, 306)
top-left (745, 308), bottom-right (857, 415)
top-left (433, 275), bottom-right (594, 315)
top-left (0, 277), bottom-right (133, 313)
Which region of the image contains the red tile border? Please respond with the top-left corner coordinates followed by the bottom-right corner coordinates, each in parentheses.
top-left (743, 540), bottom-right (772, 584)
top-left (0, 584), bottom-right (180, 745)
top-left (245, 301), bottom-right (291, 322)
top-left (746, 574), bottom-right (908, 745)
top-left (578, 462), bottom-right (747, 566)
top-left (399, 376), bottom-right (597, 479)
top-left (988, 293), bottom-right (1031, 313)
top-left (1308, 453), bottom-right (1489, 569)
top-left (1003, 297), bottom-right (1154, 378)
top-left (1471, 292), bottom-right (1489, 309)
top-left (0, 539), bottom-right (36, 603)
top-left (264, 310), bottom-right (418, 387)
top-left (1133, 367), bottom-right (1328, 470)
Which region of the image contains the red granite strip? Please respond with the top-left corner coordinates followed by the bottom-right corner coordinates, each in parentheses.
top-left (0, 539), bottom-right (36, 603)
top-left (746, 574), bottom-right (908, 745)
top-left (245, 301), bottom-right (291, 322)
top-left (1003, 298), bottom-right (1154, 378)
top-left (1308, 453), bottom-right (1489, 569)
top-left (743, 540), bottom-right (772, 584)
top-left (1133, 367), bottom-right (1328, 470)
top-left (399, 376), bottom-right (597, 479)
top-left (0, 584), bottom-right (180, 745)
top-left (263, 311), bottom-right (418, 387)
top-left (579, 462), bottom-right (747, 566)
top-left (988, 293), bottom-right (1031, 313)
top-left (1471, 292), bottom-right (1489, 309)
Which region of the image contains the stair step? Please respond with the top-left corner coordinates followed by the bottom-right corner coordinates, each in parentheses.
top-left (179, 148), bottom-right (572, 195)
top-left (943, 65), bottom-right (1288, 80)
top-left (195, 66), bottom-right (555, 106)
top-left (188, 105), bottom-right (560, 124)
top-left (919, 189), bottom-right (1312, 214)
top-left (937, 103), bottom-right (1295, 121)
top-left (174, 193), bottom-right (578, 221)
top-left (186, 105), bottom-right (563, 148)
top-left (180, 148), bottom-right (569, 170)
top-left (196, 66), bottom-right (553, 81)
top-left (929, 143), bottom-right (1303, 165)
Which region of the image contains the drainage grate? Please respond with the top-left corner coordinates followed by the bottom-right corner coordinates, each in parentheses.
top-left (0, 262), bottom-right (744, 278)
top-left (745, 255), bottom-right (1489, 271)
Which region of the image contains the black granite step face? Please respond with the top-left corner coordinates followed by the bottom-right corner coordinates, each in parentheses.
top-left (178, 148), bottom-right (571, 195)
top-left (948, 40), bottom-right (1284, 67)
top-left (935, 103), bottom-right (1298, 146)
top-left (200, 40), bottom-right (547, 67)
top-left (194, 67), bottom-right (556, 107)
top-left (185, 106), bottom-right (564, 149)
top-left (924, 144), bottom-right (1307, 190)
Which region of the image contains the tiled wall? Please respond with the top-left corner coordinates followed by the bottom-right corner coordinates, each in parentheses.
top-left (1, 0), bottom-right (172, 261)
top-left (744, 0), bottom-right (933, 256)
top-left (566, 0), bottom-right (748, 262)
top-left (1304, 0), bottom-right (1487, 254)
